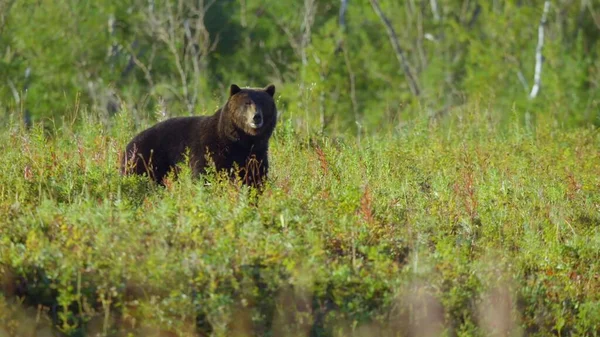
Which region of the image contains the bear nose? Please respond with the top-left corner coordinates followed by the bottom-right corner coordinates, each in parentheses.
top-left (253, 113), bottom-right (263, 125)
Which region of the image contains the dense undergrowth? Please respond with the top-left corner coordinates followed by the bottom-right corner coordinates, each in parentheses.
top-left (0, 104), bottom-right (599, 337)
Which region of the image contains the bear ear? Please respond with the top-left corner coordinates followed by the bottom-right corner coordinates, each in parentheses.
top-left (230, 84), bottom-right (242, 97)
top-left (264, 84), bottom-right (275, 97)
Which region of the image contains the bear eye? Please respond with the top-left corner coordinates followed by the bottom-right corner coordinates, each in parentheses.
top-left (245, 101), bottom-right (253, 106)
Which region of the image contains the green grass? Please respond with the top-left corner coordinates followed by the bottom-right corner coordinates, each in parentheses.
top-left (1, 104), bottom-right (599, 337)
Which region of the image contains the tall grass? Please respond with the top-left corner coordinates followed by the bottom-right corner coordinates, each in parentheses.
top-left (1, 103), bottom-right (599, 336)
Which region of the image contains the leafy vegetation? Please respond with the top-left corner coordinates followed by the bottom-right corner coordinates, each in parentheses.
top-left (1, 0), bottom-right (599, 128)
top-left (1, 103), bottom-right (599, 336)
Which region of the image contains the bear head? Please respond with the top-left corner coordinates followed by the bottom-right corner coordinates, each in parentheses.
top-left (224, 84), bottom-right (277, 138)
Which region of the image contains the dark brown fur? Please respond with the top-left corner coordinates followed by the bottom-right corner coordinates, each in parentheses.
top-left (122, 84), bottom-right (277, 187)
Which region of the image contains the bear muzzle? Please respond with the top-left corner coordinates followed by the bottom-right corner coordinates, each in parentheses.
top-left (248, 110), bottom-right (264, 129)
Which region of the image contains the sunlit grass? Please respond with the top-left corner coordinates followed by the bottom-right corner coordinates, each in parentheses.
top-left (1, 104), bottom-right (599, 336)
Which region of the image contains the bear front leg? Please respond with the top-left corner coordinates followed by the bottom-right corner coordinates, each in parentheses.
top-left (241, 154), bottom-right (268, 188)
top-left (190, 156), bottom-right (207, 179)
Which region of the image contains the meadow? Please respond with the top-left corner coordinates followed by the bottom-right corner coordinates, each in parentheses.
top-left (0, 101), bottom-right (599, 337)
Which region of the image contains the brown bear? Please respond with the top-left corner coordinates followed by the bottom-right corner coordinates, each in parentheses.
top-left (121, 84), bottom-right (277, 188)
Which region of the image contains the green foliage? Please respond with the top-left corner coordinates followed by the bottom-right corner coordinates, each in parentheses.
top-left (1, 0), bottom-right (598, 129)
top-left (1, 103), bottom-right (599, 336)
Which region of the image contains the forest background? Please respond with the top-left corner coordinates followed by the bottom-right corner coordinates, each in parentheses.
top-left (1, 0), bottom-right (599, 130)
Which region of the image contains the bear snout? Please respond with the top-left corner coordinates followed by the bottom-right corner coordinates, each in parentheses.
top-left (252, 112), bottom-right (263, 127)
top-left (247, 108), bottom-right (263, 129)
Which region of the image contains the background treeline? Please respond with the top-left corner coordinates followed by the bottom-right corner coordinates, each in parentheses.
top-left (0, 0), bottom-right (599, 132)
